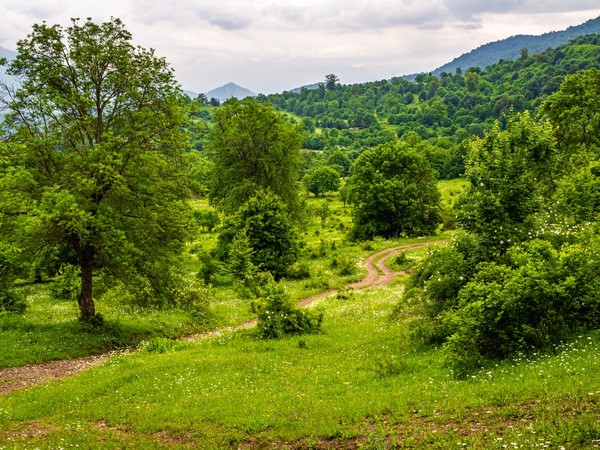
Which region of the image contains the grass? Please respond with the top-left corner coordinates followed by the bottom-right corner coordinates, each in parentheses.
top-left (0, 286), bottom-right (212, 369)
top-left (438, 178), bottom-right (468, 208)
top-left (1, 183), bottom-right (598, 448)
top-left (0, 281), bottom-right (598, 448)
top-left (0, 193), bottom-right (432, 369)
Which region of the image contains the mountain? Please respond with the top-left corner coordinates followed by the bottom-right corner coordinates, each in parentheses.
top-left (427, 15), bottom-right (600, 77)
top-left (204, 82), bottom-right (256, 103)
top-left (290, 82), bottom-right (322, 94)
top-left (0, 46), bottom-right (17, 61)
top-left (183, 90), bottom-right (200, 99)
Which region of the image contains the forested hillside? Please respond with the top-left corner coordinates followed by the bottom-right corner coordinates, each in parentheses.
top-left (431, 15), bottom-right (600, 75)
top-left (256, 35), bottom-right (600, 178)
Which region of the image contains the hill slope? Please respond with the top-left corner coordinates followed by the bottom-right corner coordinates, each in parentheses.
top-left (430, 15), bottom-right (600, 76)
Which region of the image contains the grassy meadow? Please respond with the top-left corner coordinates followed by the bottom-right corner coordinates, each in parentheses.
top-left (1, 187), bottom-right (439, 370)
top-left (2, 180), bottom-right (598, 448)
top-left (0, 283), bottom-right (598, 448)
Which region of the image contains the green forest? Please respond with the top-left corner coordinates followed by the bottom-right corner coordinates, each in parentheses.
top-left (0, 17), bottom-right (598, 449)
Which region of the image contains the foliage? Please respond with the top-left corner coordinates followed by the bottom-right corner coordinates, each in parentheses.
top-left (0, 18), bottom-right (197, 321)
top-left (216, 191), bottom-right (300, 279)
top-left (408, 105), bottom-right (600, 375)
top-left (326, 149), bottom-right (352, 176)
top-left (206, 98), bottom-right (304, 220)
top-left (442, 237), bottom-right (600, 376)
top-left (193, 209), bottom-right (221, 232)
top-left (456, 111), bottom-right (559, 256)
top-left (315, 201), bottom-right (331, 226)
top-left (347, 141), bottom-right (441, 239)
top-left (49, 265), bottom-right (80, 301)
top-left (303, 165), bottom-right (341, 197)
top-left (226, 228), bottom-right (258, 285)
top-left (251, 273), bottom-right (323, 339)
top-left (542, 67), bottom-right (600, 152)
top-left (196, 251), bottom-right (220, 285)
top-left (0, 247), bottom-right (25, 314)
top-left (265, 35), bottom-right (600, 176)
top-left (553, 161), bottom-right (600, 223)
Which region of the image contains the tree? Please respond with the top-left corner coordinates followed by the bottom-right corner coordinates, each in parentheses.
top-left (519, 47), bottom-right (529, 61)
top-left (347, 141), bottom-right (441, 239)
top-left (251, 273), bottom-right (323, 339)
top-left (303, 165), bottom-right (341, 196)
top-left (543, 68), bottom-right (600, 152)
top-left (206, 98), bottom-right (304, 220)
top-left (325, 73), bottom-right (339, 90)
top-left (196, 93), bottom-right (209, 106)
top-left (326, 149), bottom-right (352, 176)
top-left (0, 243), bottom-right (26, 313)
top-left (216, 191), bottom-right (300, 279)
top-left (456, 112), bottom-right (558, 255)
top-left (193, 209), bottom-right (221, 232)
top-left (0, 18), bottom-right (194, 321)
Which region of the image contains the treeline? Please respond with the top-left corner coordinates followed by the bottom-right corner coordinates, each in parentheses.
top-left (432, 15), bottom-right (600, 75)
top-left (258, 34), bottom-right (600, 178)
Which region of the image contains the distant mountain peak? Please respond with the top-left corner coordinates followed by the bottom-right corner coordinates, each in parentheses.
top-left (204, 82), bottom-right (256, 103)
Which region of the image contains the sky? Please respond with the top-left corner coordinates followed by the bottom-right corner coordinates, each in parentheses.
top-left (0, 1), bottom-right (599, 95)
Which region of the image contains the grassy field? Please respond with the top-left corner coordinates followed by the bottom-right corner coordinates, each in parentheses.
top-left (0, 281), bottom-right (598, 448)
top-left (1, 180), bottom-right (599, 448)
top-left (1, 187), bottom-right (458, 370)
top-left (10, 181), bottom-right (600, 449)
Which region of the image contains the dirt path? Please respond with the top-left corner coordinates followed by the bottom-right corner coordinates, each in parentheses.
top-left (0, 240), bottom-right (445, 395)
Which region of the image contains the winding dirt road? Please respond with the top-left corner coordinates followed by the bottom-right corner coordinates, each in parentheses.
top-left (0, 240), bottom-right (444, 395)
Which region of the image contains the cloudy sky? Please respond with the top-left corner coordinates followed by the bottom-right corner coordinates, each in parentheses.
top-left (0, 1), bottom-right (598, 95)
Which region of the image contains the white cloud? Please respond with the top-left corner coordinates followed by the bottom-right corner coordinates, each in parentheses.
top-left (0, 0), bottom-right (598, 93)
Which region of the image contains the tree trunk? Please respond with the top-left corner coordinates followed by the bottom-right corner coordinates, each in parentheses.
top-left (76, 244), bottom-right (95, 321)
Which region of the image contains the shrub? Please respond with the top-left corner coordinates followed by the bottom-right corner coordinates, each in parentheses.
top-left (0, 252), bottom-right (26, 314)
top-left (196, 251), bottom-right (220, 285)
top-left (285, 262), bottom-right (311, 280)
top-left (424, 237), bottom-right (600, 376)
top-left (0, 285), bottom-right (26, 314)
top-left (50, 265), bottom-right (80, 301)
top-left (329, 254), bottom-right (358, 276)
top-left (216, 191), bottom-right (300, 279)
top-left (251, 274), bottom-right (323, 339)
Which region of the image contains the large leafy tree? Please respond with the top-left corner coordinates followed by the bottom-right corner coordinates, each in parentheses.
top-left (543, 69), bottom-right (600, 224)
top-left (543, 68), bottom-right (600, 153)
top-left (216, 191), bottom-right (300, 279)
top-left (347, 141), bottom-right (441, 239)
top-left (0, 18), bottom-right (194, 321)
top-left (303, 165), bottom-right (341, 197)
top-left (206, 98), bottom-right (303, 220)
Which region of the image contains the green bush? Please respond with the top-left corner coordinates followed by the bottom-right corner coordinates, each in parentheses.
top-left (0, 285), bottom-right (26, 314)
top-left (412, 236), bottom-right (600, 376)
top-left (50, 265), bottom-right (80, 301)
top-left (251, 274), bottom-right (323, 339)
top-left (196, 251), bottom-right (220, 285)
top-left (285, 262), bottom-right (311, 280)
top-left (0, 252), bottom-right (26, 314)
top-left (329, 254), bottom-right (358, 276)
top-left (216, 191), bottom-right (300, 279)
